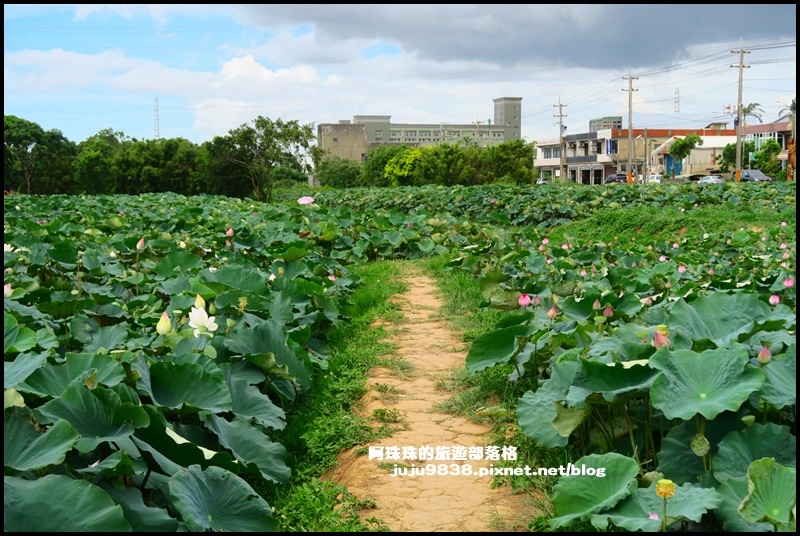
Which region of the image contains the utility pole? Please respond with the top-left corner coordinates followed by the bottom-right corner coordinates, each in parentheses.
top-left (623, 70), bottom-right (638, 184)
top-left (731, 45), bottom-right (750, 182)
top-left (474, 119), bottom-right (483, 147)
top-left (554, 98), bottom-right (567, 182)
top-left (643, 128), bottom-right (649, 180)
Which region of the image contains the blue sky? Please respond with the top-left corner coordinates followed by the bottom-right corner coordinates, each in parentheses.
top-left (4, 4), bottom-right (796, 145)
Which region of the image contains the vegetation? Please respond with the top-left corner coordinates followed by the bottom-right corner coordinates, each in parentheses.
top-left (3, 142), bottom-right (796, 531)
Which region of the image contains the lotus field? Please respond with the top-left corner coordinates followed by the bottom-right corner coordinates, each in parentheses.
top-left (4, 181), bottom-right (797, 532)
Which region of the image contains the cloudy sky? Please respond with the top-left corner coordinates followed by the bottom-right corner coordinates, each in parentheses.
top-left (4, 4), bottom-right (796, 146)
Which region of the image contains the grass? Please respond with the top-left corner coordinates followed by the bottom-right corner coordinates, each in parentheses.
top-left (265, 260), bottom-right (407, 531)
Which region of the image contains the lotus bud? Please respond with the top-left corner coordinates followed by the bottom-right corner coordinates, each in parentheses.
top-left (156, 311), bottom-right (171, 336)
top-left (518, 293), bottom-right (532, 307)
top-left (226, 227), bottom-right (234, 237)
top-left (653, 325), bottom-right (671, 349)
top-left (208, 301), bottom-right (217, 315)
top-left (531, 294), bottom-right (541, 306)
top-left (547, 306), bottom-right (558, 320)
top-left (3, 283), bottom-right (11, 299)
top-left (136, 237), bottom-right (146, 250)
top-left (603, 305), bottom-right (614, 319)
top-left (741, 415), bottom-right (756, 427)
top-left (593, 299), bottom-right (602, 311)
top-left (655, 479), bottom-right (676, 499)
top-left (195, 294), bottom-right (205, 309)
top-left (769, 294), bottom-right (780, 305)
top-left (757, 345), bottom-right (771, 365)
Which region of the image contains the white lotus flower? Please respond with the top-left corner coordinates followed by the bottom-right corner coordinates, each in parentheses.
top-left (188, 306), bottom-right (218, 338)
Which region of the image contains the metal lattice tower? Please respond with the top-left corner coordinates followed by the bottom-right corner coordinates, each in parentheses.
top-left (674, 88), bottom-right (680, 113)
top-left (153, 96), bottom-right (160, 139)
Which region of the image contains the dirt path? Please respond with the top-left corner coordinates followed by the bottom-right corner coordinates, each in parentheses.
top-left (324, 266), bottom-right (535, 532)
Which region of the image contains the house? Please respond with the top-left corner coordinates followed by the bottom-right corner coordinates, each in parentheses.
top-left (317, 97), bottom-right (523, 162)
top-left (534, 121), bottom-right (737, 184)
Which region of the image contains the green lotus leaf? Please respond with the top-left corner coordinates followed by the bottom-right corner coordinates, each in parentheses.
top-left (19, 352), bottom-right (125, 398)
top-left (101, 485), bottom-right (180, 532)
top-left (649, 345), bottom-right (764, 420)
top-left (667, 293), bottom-right (771, 348)
top-left (549, 452), bottom-right (640, 529)
top-left (518, 359), bottom-right (580, 448)
top-left (38, 377), bottom-right (147, 453)
top-left (4, 474), bottom-right (131, 532)
top-left (224, 370), bottom-right (286, 431)
top-left (203, 415), bottom-right (290, 484)
top-left (74, 450), bottom-right (135, 479)
top-left (154, 250), bottom-right (204, 278)
top-left (466, 324), bottom-right (533, 374)
top-left (714, 423), bottom-right (796, 484)
top-left (657, 411), bottom-right (747, 485)
top-left (589, 482), bottom-right (661, 532)
top-left (4, 388), bottom-right (24, 409)
top-left (169, 465), bottom-right (276, 532)
top-left (200, 263), bottom-right (270, 293)
top-left (4, 407), bottom-right (78, 471)
top-left (4, 312), bottom-right (37, 354)
top-left (738, 458), bottom-right (797, 527)
top-left (224, 320), bottom-right (311, 392)
top-left (757, 343), bottom-right (796, 408)
top-left (637, 479), bottom-right (722, 522)
top-left (131, 406), bottom-right (238, 476)
top-left (82, 323), bottom-right (131, 354)
top-left (4, 350), bottom-right (48, 389)
top-left (571, 359), bottom-right (660, 402)
top-left (147, 361), bottom-right (232, 413)
top-left (561, 292), bottom-right (601, 321)
top-left (715, 476), bottom-right (774, 532)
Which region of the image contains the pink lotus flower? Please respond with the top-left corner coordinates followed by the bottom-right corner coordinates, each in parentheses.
top-left (547, 306), bottom-right (558, 319)
top-left (757, 346), bottom-right (772, 365)
top-left (562, 244), bottom-right (569, 250)
top-left (518, 293), bottom-right (532, 307)
top-left (226, 227), bottom-right (234, 237)
top-left (297, 196), bottom-right (315, 205)
top-left (328, 274), bottom-right (337, 282)
top-left (546, 258), bottom-right (553, 264)
top-left (490, 199), bottom-right (496, 204)
top-left (642, 296), bottom-right (653, 306)
top-left (542, 238), bottom-right (549, 246)
top-left (407, 222), bottom-right (412, 228)
top-left (648, 513), bottom-right (659, 520)
top-left (603, 305), bottom-right (614, 319)
top-left (783, 252), bottom-right (791, 259)
top-left (531, 295), bottom-right (541, 306)
top-left (659, 255), bottom-right (667, 262)
top-left (136, 237), bottom-right (146, 250)
top-left (580, 269), bottom-right (587, 277)
top-left (780, 243), bottom-right (787, 249)
top-left (653, 326), bottom-right (671, 349)
top-left (678, 265), bottom-right (686, 274)
top-left (3, 283), bottom-right (11, 299)
top-left (769, 294), bottom-right (780, 305)
top-left (784, 277), bottom-right (795, 289)
top-left (781, 221), bottom-right (788, 227)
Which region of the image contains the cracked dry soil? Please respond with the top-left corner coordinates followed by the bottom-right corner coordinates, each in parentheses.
top-left (324, 267), bottom-right (537, 532)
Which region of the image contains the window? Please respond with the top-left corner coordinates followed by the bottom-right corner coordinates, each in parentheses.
top-left (332, 137), bottom-right (338, 143)
top-left (405, 130), bottom-right (417, 137)
top-left (390, 130), bottom-right (401, 137)
top-left (553, 148), bottom-right (561, 158)
top-left (543, 148), bottom-right (553, 159)
top-left (419, 130), bottom-right (431, 137)
top-left (374, 130), bottom-right (383, 137)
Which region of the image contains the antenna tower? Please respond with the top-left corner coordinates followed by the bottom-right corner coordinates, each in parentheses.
top-left (153, 96), bottom-right (160, 139)
top-left (674, 88), bottom-right (680, 113)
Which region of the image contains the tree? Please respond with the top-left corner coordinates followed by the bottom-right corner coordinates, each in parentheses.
top-left (778, 98), bottom-right (796, 182)
top-left (742, 102), bottom-right (765, 124)
top-left (358, 144), bottom-right (409, 187)
top-left (72, 129), bottom-right (130, 194)
top-left (4, 115), bottom-right (77, 194)
top-left (214, 117), bottom-right (315, 202)
top-left (666, 134), bottom-right (703, 167)
top-left (751, 138), bottom-right (782, 177)
top-left (717, 141), bottom-right (756, 173)
top-left (315, 155), bottom-right (362, 188)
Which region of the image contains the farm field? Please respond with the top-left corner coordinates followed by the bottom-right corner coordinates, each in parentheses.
top-left (4, 181), bottom-right (796, 532)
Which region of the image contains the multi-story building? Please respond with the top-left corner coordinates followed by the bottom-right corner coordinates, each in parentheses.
top-left (535, 120), bottom-right (737, 184)
top-left (317, 97), bottom-right (523, 162)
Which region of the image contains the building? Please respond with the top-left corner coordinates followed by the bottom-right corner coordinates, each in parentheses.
top-left (317, 97), bottom-right (523, 162)
top-left (535, 121), bottom-right (737, 184)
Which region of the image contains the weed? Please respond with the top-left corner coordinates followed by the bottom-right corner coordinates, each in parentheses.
top-left (372, 408), bottom-right (403, 423)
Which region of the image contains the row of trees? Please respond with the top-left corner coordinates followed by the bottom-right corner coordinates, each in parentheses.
top-left (315, 140), bottom-right (538, 188)
top-left (4, 115), bottom-right (319, 201)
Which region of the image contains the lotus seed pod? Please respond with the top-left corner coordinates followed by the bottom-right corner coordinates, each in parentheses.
top-left (690, 433), bottom-right (710, 457)
top-left (655, 479), bottom-right (676, 499)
